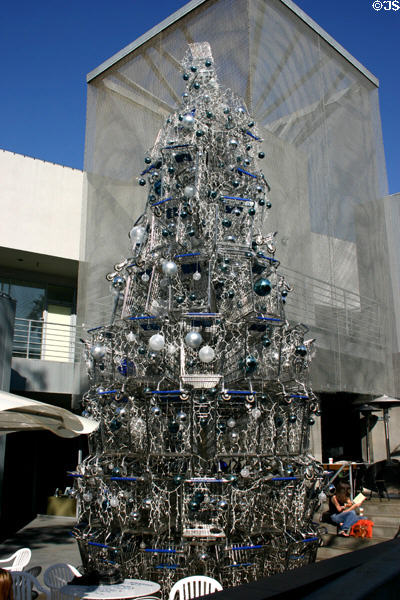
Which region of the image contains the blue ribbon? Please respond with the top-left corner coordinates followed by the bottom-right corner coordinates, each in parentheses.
top-left (237, 168), bottom-right (257, 178)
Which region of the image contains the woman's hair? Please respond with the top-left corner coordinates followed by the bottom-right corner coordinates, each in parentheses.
top-left (335, 482), bottom-right (351, 503)
top-left (0, 569), bottom-right (13, 600)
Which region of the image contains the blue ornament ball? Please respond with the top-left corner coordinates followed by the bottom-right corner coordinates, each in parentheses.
top-left (254, 278), bottom-right (272, 296)
top-left (245, 355), bottom-right (258, 374)
top-left (295, 344), bottom-right (307, 357)
top-left (189, 500), bottom-right (200, 511)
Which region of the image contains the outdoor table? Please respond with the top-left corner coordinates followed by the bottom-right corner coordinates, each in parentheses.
top-left (60, 578), bottom-right (160, 600)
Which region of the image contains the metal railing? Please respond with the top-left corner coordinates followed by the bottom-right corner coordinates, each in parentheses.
top-left (12, 317), bottom-right (81, 363)
top-left (281, 266), bottom-right (384, 347)
top-left (23, 267), bottom-right (383, 364)
top-left (84, 267), bottom-right (385, 349)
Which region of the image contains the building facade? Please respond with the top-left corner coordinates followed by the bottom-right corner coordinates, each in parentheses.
top-left (79, 0), bottom-right (399, 463)
top-left (0, 149), bottom-right (85, 536)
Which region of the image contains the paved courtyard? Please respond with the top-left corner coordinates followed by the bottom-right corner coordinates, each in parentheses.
top-left (0, 515), bottom-right (81, 583)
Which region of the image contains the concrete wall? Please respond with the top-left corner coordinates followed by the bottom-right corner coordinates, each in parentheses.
top-left (383, 193), bottom-right (400, 397)
top-left (0, 149), bottom-right (83, 261)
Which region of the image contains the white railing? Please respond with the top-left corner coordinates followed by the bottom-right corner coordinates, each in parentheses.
top-left (12, 318), bottom-right (81, 363)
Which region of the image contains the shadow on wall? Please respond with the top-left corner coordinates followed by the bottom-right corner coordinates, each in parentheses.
top-left (10, 368), bottom-right (27, 391)
top-left (11, 365), bottom-right (46, 392)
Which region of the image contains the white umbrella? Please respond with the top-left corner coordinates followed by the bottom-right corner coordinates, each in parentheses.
top-left (0, 390), bottom-right (99, 438)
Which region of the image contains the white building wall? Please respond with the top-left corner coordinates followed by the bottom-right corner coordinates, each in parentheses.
top-left (0, 149), bottom-right (83, 260)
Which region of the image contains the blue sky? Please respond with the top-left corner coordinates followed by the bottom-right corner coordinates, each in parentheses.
top-left (1, 0), bottom-right (399, 193)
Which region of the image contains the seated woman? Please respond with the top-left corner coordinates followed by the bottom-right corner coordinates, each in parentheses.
top-left (329, 482), bottom-right (364, 537)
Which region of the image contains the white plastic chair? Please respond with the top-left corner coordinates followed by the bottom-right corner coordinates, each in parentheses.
top-left (11, 571), bottom-right (50, 600)
top-left (43, 564), bottom-right (81, 600)
top-left (0, 548), bottom-right (31, 571)
top-left (169, 576), bottom-right (222, 600)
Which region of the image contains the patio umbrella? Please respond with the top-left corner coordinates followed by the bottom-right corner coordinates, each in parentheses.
top-left (0, 390), bottom-right (99, 438)
top-left (369, 395), bottom-right (400, 462)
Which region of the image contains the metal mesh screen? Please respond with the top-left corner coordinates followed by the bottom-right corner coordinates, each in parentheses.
top-left (78, 0), bottom-right (395, 396)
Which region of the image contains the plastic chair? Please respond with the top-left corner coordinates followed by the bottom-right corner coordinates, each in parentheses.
top-left (0, 548), bottom-right (32, 571)
top-left (11, 570), bottom-right (50, 600)
top-left (169, 576), bottom-right (222, 600)
top-left (43, 564), bottom-right (81, 600)
top-left (25, 566), bottom-right (42, 578)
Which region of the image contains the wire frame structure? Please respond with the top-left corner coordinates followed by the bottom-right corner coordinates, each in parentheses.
top-left (72, 43), bottom-right (328, 593)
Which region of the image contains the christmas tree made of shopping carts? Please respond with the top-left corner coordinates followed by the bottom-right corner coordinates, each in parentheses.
top-left (72, 43), bottom-right (326, 589)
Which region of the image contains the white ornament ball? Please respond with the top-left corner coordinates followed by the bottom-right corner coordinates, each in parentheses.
top-left (240, 467), bottom-right (251, 478)
top-left (148, 334), bottom-right (165, 352)
top-left (126, 331), bottom-right (136, 343)
top-left (182, 114), bottom-right (195, 129)
top-left (199, 345), bottom-right (215, 363)
top-left (193, 271), bottom-right (201, 281)
top-left (90, 345), bottom-right (106, 360)
top-left (251, 408), bottom-right (262, 420)
top-left (229, 139), bottom-right (238, 148)
top-left (227, 417), bottom-right (236, 429)
top-left (129, 225), bottom-right (146, 246)
top-left (184, 185), bottom-right (195, 198)
top-left (162, 260), bottom-right (178, 277)
top-left (141, 272), bottom-right (150, 282)
top-left (110, 496), bottom-right (119, 508)
top-left (185, 331), bottom-right (203, 349)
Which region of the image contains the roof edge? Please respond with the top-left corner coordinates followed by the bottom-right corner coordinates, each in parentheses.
top-left (86, 0), bottom-right (379, 88)
top-left (86, 0), bottom-right (208, 82)
top-left (280, 0), bottom-right (379, 87)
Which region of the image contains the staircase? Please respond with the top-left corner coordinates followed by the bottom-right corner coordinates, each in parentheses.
top-left (315, 497), bottom-right (400, 561)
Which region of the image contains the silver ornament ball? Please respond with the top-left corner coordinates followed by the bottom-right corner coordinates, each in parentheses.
top-left (148, 333), bottom-right (165, 352)
top-left (199, 345), bottom-right (215, 363)
top-left (185, 331), bottom-right (203, 349)
top-left (182, 114), bottom-right (195, 129)
top-left (112, 275), bottom-right (126, 291)
top-left (184, 185), bottom-right (195, 198)
top-left (129, 225), bottom-right (146, 246)
top-left (162, 260), bottom-right (178, 277)
top-left (90, 345), bottom-right (106, 360)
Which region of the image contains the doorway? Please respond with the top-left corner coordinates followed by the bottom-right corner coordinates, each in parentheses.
top-left (320, 393), bottom-right (363, 463)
